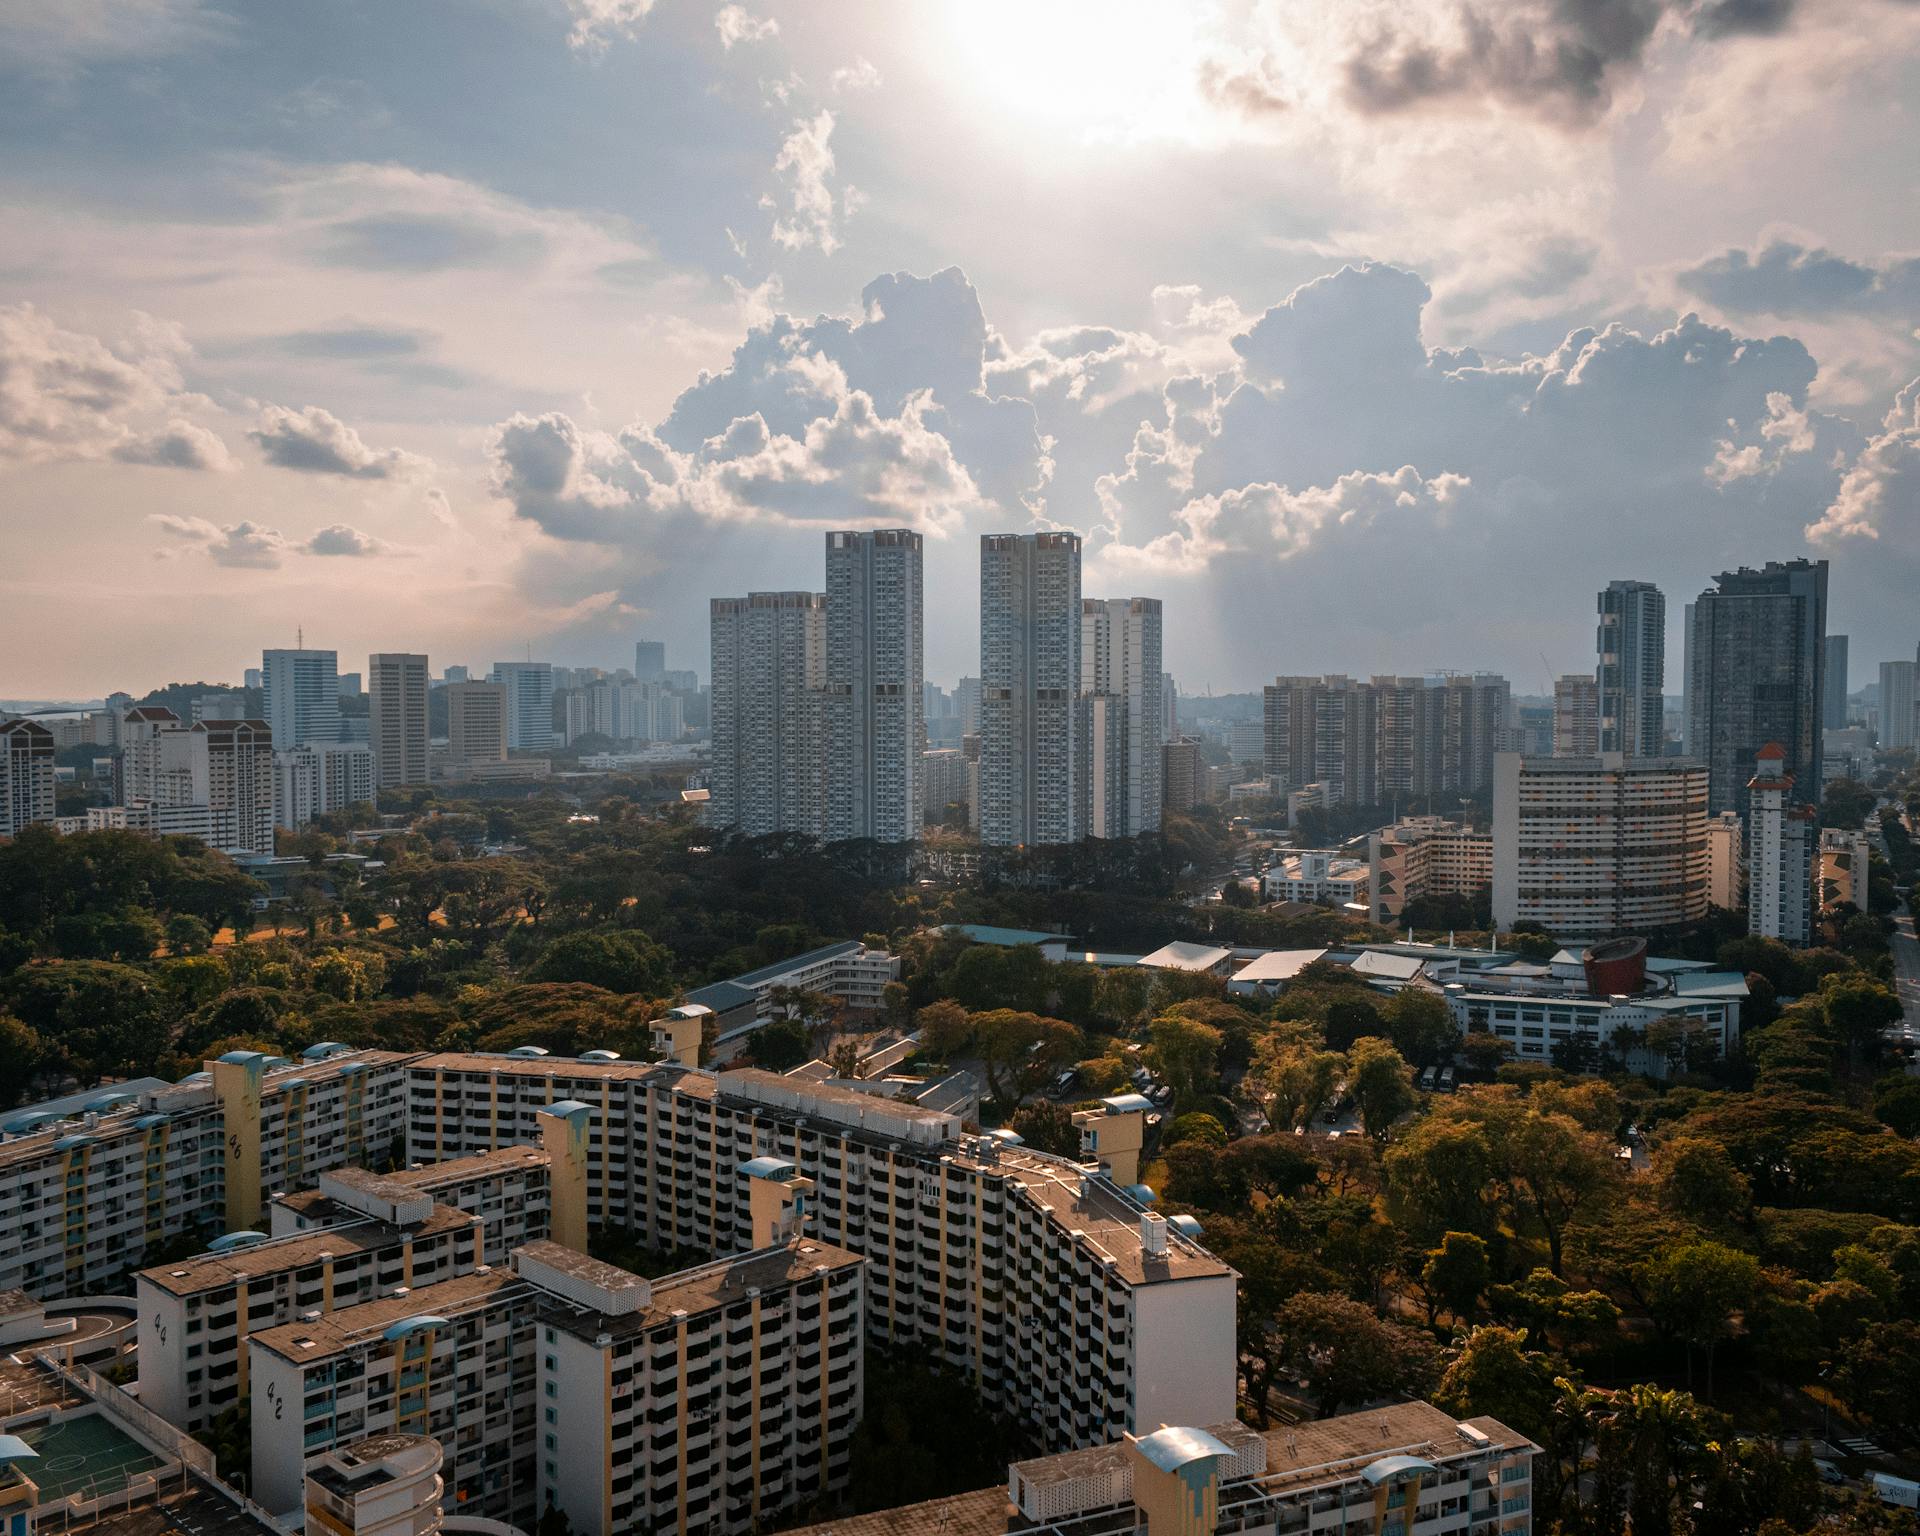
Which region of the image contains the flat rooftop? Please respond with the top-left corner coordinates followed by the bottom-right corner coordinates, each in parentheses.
top-left (397, 1147), bottom-right (552, 1183)
top-left (250, 1269), bottom-right (520, 1364)
top-left (140, 1205), bottom-right (477, 1297)
top-left (951, 1144), bottom-right (1230, 1288)
top-left (542, 1240), bottom-right (863, 1344)
top-left (412, 1052), bottom-right (691, 1084)
top-left (77, 1482), bottom-right (281, 1536)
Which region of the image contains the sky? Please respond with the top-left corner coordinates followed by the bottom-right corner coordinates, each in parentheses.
top-left (2, 0), bottom-right (1918, 700)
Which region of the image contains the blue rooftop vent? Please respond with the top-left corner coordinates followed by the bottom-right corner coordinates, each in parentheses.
top-left (579, 1049), bottom-right (621, 1062)
top-left (1100, 1093), bottom-right (1155, 1115)
top-left (538, 1099), bottom-right (594, 1120)
top-left (1361, 1455), bottom-right (1438, 1486)
top-left (216, 1050), bottom-right (270, 1066)
top-left (382, 1315), bottom-right (449, 1342)
top-left (303, 1042), bottom-right (352, 1060)
top-left (1123, 1183), bottom-right (1158, 1205)
top-left (1132, 1426), bottom-right (1236, 1473)
top-left (209, 1231), bottom-right (270, 1253)
top-left (84, 1092), bottom-right (138, 1114)
top-left (0, 1434), bottom-right (38, 1468)
top-left (1169, 1213), bottom-right (1205, 1240)
top-left (507, 1045), bottom-right (550, 1058)
top-left (1, 1112), bottom-right (59, 1136)
top-left (741, 1155), bottom-right (799, 1181)
top-left (52, 1134), bottom-right (97, 1152)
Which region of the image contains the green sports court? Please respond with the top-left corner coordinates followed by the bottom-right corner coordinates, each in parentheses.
top-left (18, 1414), bottom-right (163, 1504)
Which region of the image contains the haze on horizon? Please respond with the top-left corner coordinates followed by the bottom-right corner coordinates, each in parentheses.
top-left (3, 0), bottom-right (1918, 700)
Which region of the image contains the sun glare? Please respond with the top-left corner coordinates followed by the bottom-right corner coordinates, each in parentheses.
top-left (935, 0), bottom-right (1210, 141)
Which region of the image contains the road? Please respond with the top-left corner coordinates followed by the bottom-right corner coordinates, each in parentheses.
top-left (1872, 808), bottom-right (1920, 1039)
top-left (1893, 902), bottom-right (1920, 1035)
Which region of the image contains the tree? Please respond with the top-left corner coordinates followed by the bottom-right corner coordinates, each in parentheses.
top-left (1384, 1116), bottom-right (1497, 1242)
top-left (165, 913), bottom-right (213, 955)
top-left (1272, 1292), bottom-right (1441, 1417)
top-left (0, 1012), bottom-right (45, 1108)
top-left (1834, 1318), bottom-right (1920, 1430)
top-left (1383, 987), bottom-right (1458, 1067)
top-left (972, 1010), bottom-right (1080, 1106)
top-left (1460, 1031), bottom-right (1511, 1077)
top-left (1347, 1036), bottom-right (1416, 1142)
top-left (1486, 1268), bottom-right (1620, 1357)
top-left (528, 929), bottom-right (672, 995)
top-left (827, 1040), bottom-right (863, 1079)
top-left (916, 999), bottom-right (972, 1060)
top-left (1165, 1112), bottom-right (1228, 1148)
top-left (1820, 972), bottom-right (1902, 1060)
top-left (1419, 1232), bottom-right (1490, 1325)
top-left (1256, 1041), bottom-right (1343, 1131)
top-left (1493, 1106), bottom-right (1614, 1276)
top-left (1147, 1012), bottom-right (1223, 1102)
top-left (1007, 1100), bottom-right (1079, 1157)
top-left (1434, 1325), bottom-right (1559, 1442)
top-left (1638, 1240), bottom-right (1760, 1398)
top-left (1654, 1136), bottom-right (1751, 1225)
top-left (746, 1017), bottom-right (811, 1071)
top-left (1093, 967), bottom-right (1154, 1030)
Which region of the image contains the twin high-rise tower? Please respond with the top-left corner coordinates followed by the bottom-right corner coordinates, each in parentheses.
top-left (708, 529), bottom-right (1161, 847)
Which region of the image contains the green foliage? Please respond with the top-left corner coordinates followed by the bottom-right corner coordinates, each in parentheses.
top-left (1006, 1100), bottom-right (1078, 1156)
top-left (1419, 1231), bottom-right (1490, 1322)
top-left (1271, 1291), bottom-right (1441, 1417)
top-left (746, 1017), bottom-right (811, 1071)
top-left (1346, 1035), bottom-right (1417, 1141)
top-left (1164, 1112), bottom-right (1228, 1148)
top-left (845, 1348), bottom-right (1019, 1513)
top-left (527, 928), bottom-right (672, 995)
top-left (1434, 1325), bottom-right (1559, 1442)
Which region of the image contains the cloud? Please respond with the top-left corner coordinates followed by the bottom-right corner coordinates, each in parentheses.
top-left (1808, 379), bottom-right (1920, 543)
top-left (0, 303), bottom-right (226, 467)
top-left (306, 523), bottom-right (396, 557)
top-left (829, 56), bottom-right (882, 93)
top-left (1197, 51), bottom-right (1290, 117)
top-left (715, 5), bottom-right (777, 49)
top-left (565, 0), bottom-right (653, 51)
top-left (765, 111), bottom-right (844, 253)
top-left (256, 325), bottom-right (430, 359)
top-left (112, 418), bottom-right (234, 470)
top-left (0, 0), bottom-right (220, 70)
top-left (317, 214), bottom-right (546, 273)
top-left (248, 404), bottom-right (429, 478)
top-left (1692, 0), bottom-right (1798, 35)
top-left (150, 515), bottom-right (294, 569)
top-left (1677, 237), bottom-right (1920, 317)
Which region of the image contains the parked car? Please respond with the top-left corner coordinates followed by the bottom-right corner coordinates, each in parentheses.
top-left (1049, 1069), bottom-right (1078, 1098)
top-left (1814, 1461), bottom-right (1846, 1486)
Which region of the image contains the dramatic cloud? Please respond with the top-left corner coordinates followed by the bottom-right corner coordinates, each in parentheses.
top-left (151, 514), bottom-right (399, 566)
top-left (0, 304), bottom-right (227, 468)
top-left (1678, 237), bottom-right (1920, 316)
top-left (248, 405), bottom-right (427, 478)
top-left (150, 515), bottom-right (294, 569)
top-left (112, 418), bottom-right (234, 470)
top-left (766, 111), bottom-right (846, 253)
top-left (1808, 379), bottom-right (1920, 544)
top-left (714, 5), bottom-right (777, 49)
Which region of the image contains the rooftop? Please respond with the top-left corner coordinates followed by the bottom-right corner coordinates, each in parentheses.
top-left (140, 1205), bottom-right (476, 1296)
top-left (1230, 948), bottom-right (1328, 984)
top-left (250, 1269), bottom-right (520, 1364)
top-left (412, 1051), bottom-right (690, 1085)
top-left (1137, 940), bottom-right (1233, 972)
top-left (942, 924), bottom-right (1073, 948)
top-left (540, 1240), bottom-right (863, 1344)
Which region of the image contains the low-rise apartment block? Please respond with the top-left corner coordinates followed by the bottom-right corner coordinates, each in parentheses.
top-left (787, 1400), bottom-right (1538, 1536)
top-left (403, 1057), bottom-right (1236, 1451)
top-left (532, 1236), bottom-right (865, 1536)
top-left (269, 1150), bottom-right (553, 1266)
top-left (137, 1197), bottom-right (483, 1430)
top-left (1368, 817), bottom-right (1493, 925)
top-left (252, 1236), bottom-right (865, 1536)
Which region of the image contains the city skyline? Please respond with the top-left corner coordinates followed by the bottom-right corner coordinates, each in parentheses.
top-left (4, 5), bottom-right (1920, 695)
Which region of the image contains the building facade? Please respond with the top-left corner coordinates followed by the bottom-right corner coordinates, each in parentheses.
top-left (1081, 597), bottom-right (1164, 839)
top-left (1686, 560), bottom-right (1828, 815)
top-left (1878, 659), bottom-right (1917, 751)
top-left (1747, 745), bottom-right (1813, 945)
top-left (274, 740), bottom-right (375, 831)
top-left (708, 592), bottom-right (827, 838)
top-left (1368, 818), bottom-right (1494, 925)
top-left (0, 719), bottom-right (55, 838)
top-left (195, 719), bottom-right (277, 854)
top-left (263, 649), bottom-right (343, 751)
top-left (824, 529), bottom-right (924, 844)
top-left (1707, 810), bottom-right (1744, 911)
top-left (488, 662), bottom-right (555, 752)
top-left (1163, 738), bottom-right (1203, 814)
top-left (369, 654), bottom-right (430, 789)
top-left (1491, 753), bottom-right (1710, 936)
top-left (980, 533), bottom-right (1082, 846)
top-left (1823, 634), bottom-right (1850, 729)
top-left (1596, 580), bottom-right (1665, 756)
top-left (443, 681), bottom-right (507, 767)
top-left (1552, 675), bottom-right (1599, 758)
top-left (1265, 674), bottom-right (1511, 807)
